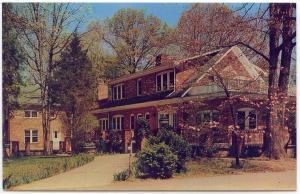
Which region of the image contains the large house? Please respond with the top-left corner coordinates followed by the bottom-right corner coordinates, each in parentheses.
top-left (92, 46), bottom-right (296, 155)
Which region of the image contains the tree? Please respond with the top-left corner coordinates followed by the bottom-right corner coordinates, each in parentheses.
top-left (51, 32), bottom-right (98, 153)
top-left (2, 4), bottom-right (24, 157)
top-left (12, 3), bottom-right (85, 155)
top-left (103, 8), bottom-right (174, 74)
top-left (176, 4), bottom-right (267, 57)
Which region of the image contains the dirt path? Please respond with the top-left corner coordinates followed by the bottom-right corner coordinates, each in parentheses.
top-left (13, 154), bottom-right (130, 191)
top-left (101, 170), bottom-right (296, 191)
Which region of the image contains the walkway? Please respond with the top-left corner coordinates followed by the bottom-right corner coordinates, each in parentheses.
top-left (14, 154), bottom-right (130, 191)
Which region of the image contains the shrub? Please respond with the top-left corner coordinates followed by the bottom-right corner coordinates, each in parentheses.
top-left (135, 142), bottom-right (177, 179)
top-left (134, 118), bottom-right (151, 151)
top-left (148, 128), bottom-right (191, 172)
top-left (113, 169), bottom-right (130, 181)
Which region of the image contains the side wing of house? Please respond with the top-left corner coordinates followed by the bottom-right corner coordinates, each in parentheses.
top-left (182, 46), bottom-right (268, 97)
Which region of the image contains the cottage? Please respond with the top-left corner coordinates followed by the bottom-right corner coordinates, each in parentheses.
top-left (92, 46), bottom-right (296, 155)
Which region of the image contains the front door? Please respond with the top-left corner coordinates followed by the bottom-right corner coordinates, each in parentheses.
top-left (52, 131), bottom-right (60, 150)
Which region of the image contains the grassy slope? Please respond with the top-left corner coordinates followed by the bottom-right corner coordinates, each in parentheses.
top-left (3, 154), bottom-right (95, 189)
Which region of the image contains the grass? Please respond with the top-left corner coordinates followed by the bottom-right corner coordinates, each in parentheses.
top-left (3, 153), bottom-right (95, 189)
top-left (182, 157), bottom-right (296, 177)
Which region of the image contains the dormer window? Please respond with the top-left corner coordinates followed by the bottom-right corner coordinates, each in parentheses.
top-left (137, 79), bottom-right (142, 96)
top-left (156, 70), bottom-right (175, 92)
top-left (112, 84), bottom-right (124, 100)
top-left (24, 110), bottom-right (38, 118)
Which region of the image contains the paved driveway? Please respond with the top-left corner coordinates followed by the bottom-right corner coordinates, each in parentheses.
top-left (13, 154), bottom-right (130, 191)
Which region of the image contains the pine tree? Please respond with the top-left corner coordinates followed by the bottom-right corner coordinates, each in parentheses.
top-left (2, 3), bottom-right (24, 157)
top-left (51, 32), bottom-right (98, 152)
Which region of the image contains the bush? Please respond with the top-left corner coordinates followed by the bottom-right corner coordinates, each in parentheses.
top-left (135, 142), bottom-right (177, 179)
top-left (113, 169), bottom-right (130, 181)
top-left (134, 118), bottom-right (151, 151)
top-left (148, 128), bottom-right (191, 172)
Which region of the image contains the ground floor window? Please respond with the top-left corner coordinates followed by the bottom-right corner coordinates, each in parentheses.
top-left (195, 110), bottom-right (220, 125)
top-left (24, 129), bottom-right (38, 143)
top-left (237, 108), bottom-right (257, 130)
top-left (100, 118), bottom-right (109, 131)
top-left (158, 112), bottom-right (176, 128)
top-left (112, 115), bottom-right (124, 130)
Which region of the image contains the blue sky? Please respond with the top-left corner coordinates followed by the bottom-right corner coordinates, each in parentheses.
top-left (88, 3), bottom-right (191, 27)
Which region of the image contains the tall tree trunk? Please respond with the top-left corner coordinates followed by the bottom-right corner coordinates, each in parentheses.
top-left (264, 3), bottom-right (282, 159)
top-left (277, 3), bottom-right (295, 158)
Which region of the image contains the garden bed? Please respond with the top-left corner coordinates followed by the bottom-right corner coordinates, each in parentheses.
top-left (3, 153), bottom-right (95, 189)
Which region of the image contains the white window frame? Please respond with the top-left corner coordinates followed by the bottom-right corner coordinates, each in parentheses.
top-left (137, 113), bottom-right (143, 120)
top-left (137, 78), bottom-right (142, 96)
top-left (100, 118), bottom-right (109, 131)
top-left (112, 84), bottom-right (124, 100)
top-left (24, 129), bottom-right (38, 143)
top-left (156, 69), bottom-right (175, 92)
top-left (112, 115), bottom-right (124, 130)
top-left (24, 110), bottom-right (38, 118)
top-left (196, 110), bottom-right (220, 124)
top-left (237, 108), bottom-right (257, 130)
top-left (158, 112), bottom-right (175, 128)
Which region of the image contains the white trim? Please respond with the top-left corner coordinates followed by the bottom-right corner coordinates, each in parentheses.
top-left (145, 112), bottom-right (150, 121)
top-left (91, 96), bottom-right (203, 114)
top-left (237, 108), bottom-right (257, 130)
top-left (24, 129), bottom-right (38, 143)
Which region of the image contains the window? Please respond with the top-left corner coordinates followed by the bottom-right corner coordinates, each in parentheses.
top-left (196, 110), bottom-right (220, 125)
top-left (100, 118), bottom-right (109, 131)
top-left (24, 129), bottom-right (38, 143)
top-left (137, 79), bottom-right (142, 96)
top-left (130, 115), bottom-right (135, 130)
top-left (237, 108), bottom-right (257, 130)
top-left (24, 110), bottom-right (38, 118)
top-left (54, 131), bottom-right (58, 138)
top-left (112, 84), bottom-right (124, 100)
top-left (145, 113), bottom-right (150, 122)
top-left (112, 115), bottom-right (124, 130)
top-left (156, 70), bottom-right (175, 92)
top-left (137, 114), bottom-right (143, 120)
top-left (158, 112), bottom-right (176, 128)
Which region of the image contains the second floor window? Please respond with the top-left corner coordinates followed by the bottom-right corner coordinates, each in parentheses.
top-left (112, 84), bottom-right (124, 100)
top-left (156, 70), bottom-right (175, 92)
top-left (137, 79), bottom-right (142, 96)
top-left (24, 110), bottom-right (38, 118)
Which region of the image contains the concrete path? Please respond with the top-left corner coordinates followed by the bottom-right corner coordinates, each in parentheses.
top-left (13, 154), bottom-right (130, 191)
top-left (101, 170), bottom-right (296, 191)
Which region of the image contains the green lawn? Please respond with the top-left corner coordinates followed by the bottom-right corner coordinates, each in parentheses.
top-left (182, 157), bottom-right (295, 177)
top-left (3, 153), bottom-right (94, 189)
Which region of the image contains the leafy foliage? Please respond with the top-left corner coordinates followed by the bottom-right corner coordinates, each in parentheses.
top-left (134, 118), bottom-right (151, 151)
top-left (135, 143), bottom-right (177, 179)
top-left (107, 129), bottom-right (123, 153)
top-left (3, 154), bottom-right (94, 189)
top-left (104, 8), bottom-right (174, 74)
top-left (113, 169), bottom-right (130, 181)
top-left (148, 127), bottom-right (191, 172)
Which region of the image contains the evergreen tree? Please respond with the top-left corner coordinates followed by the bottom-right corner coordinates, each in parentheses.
top-left (51, 32), bottom-right (98, 152)
top-left (2, 3), bottom-right (24, 155)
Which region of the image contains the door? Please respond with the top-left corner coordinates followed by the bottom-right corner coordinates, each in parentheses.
top-left (52, 131), bottom-right (60, 150)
